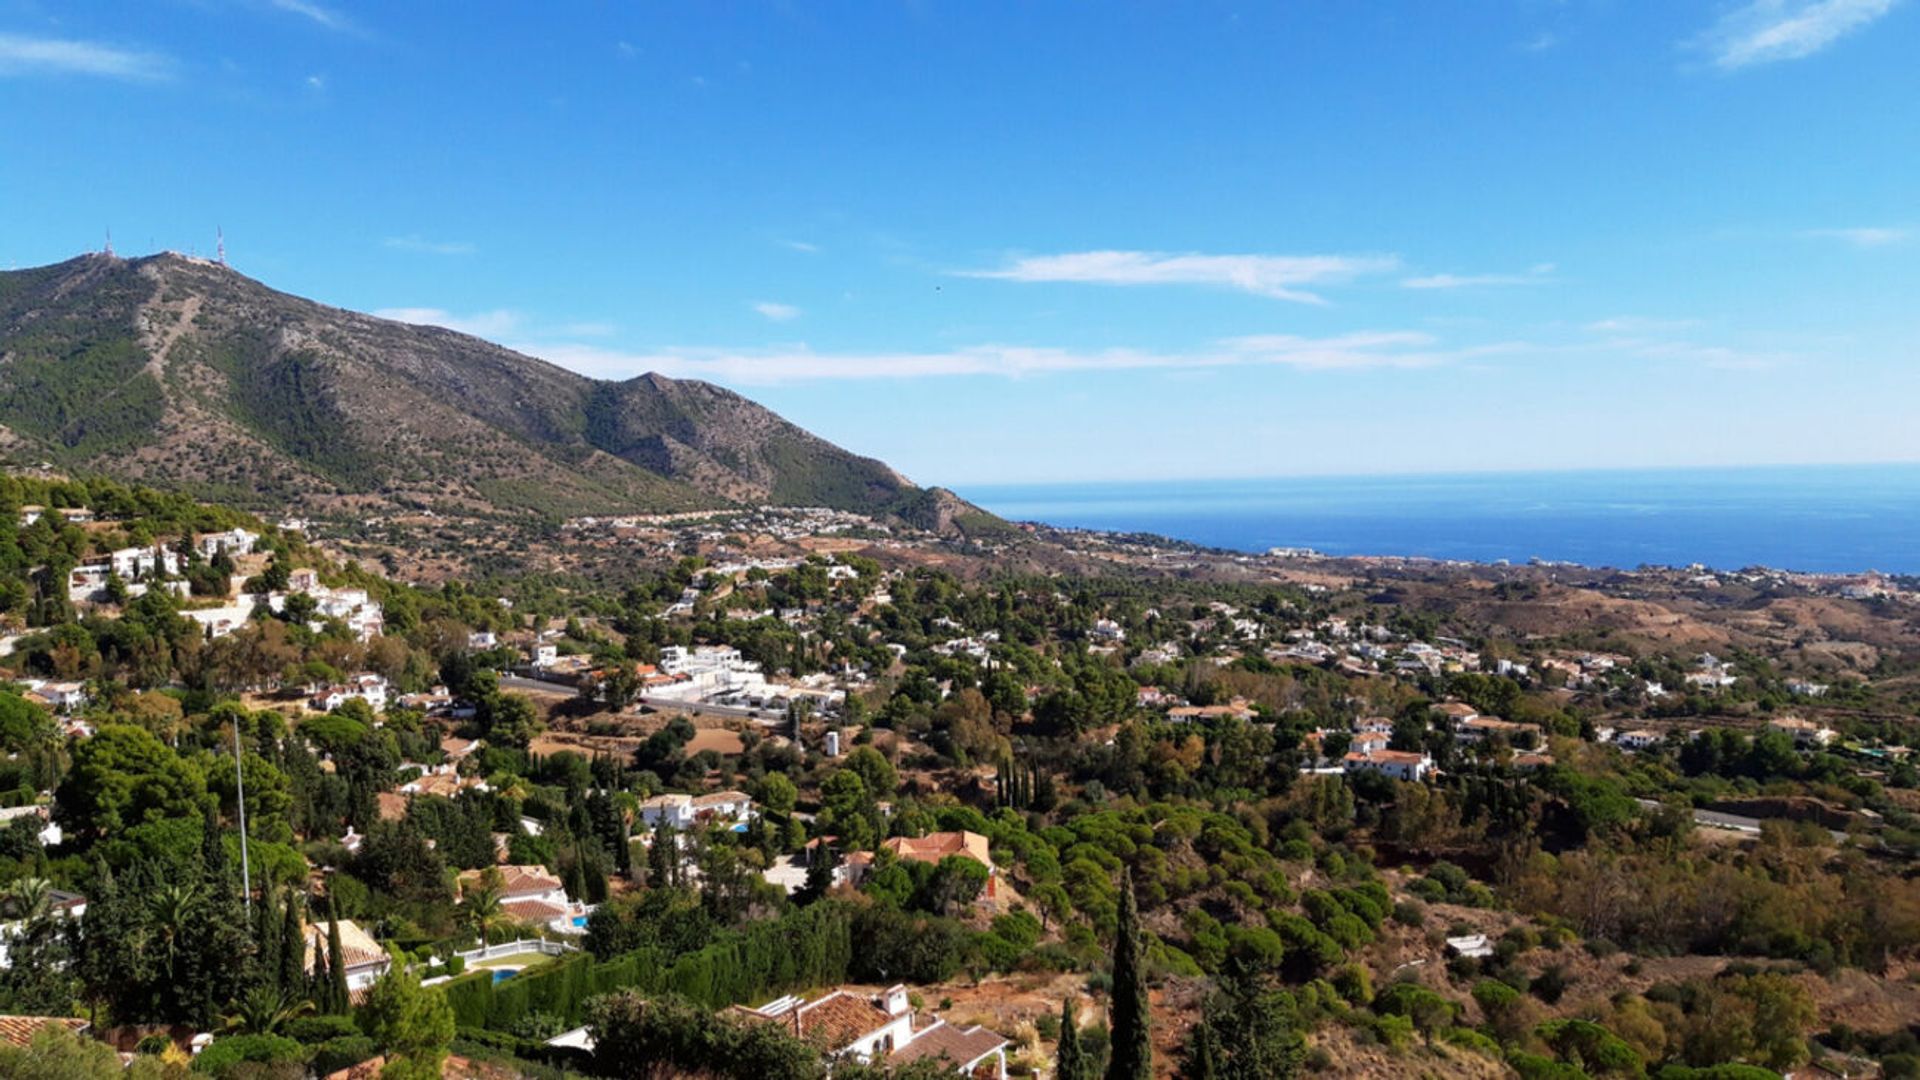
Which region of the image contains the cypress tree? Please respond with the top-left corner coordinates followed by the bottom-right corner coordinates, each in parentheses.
top-left (280, 892), bottom-right (307, 998)
top-left (255, 887), bottom-right (282, 992)
top-left (326, 912), bottom-right (350, 1014)
top-left (1057, 998), bottom-right (1090, 1080)
top-left (1106, 870), bottom-right (1152, 1080)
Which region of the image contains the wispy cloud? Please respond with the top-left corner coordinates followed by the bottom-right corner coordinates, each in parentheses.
top-left (382, 235), bottom-right (477, 256)
top-left (1801, 225), bottom-right (1909, 247)
top-left (1582, 322), bottom-right (1790, 370)
top-left (961, 250), bottom-right (1399, 304)
top-left (1519, 32), bottom-right (1559, 52)
top-left (782, 240), bottom-right (820, 254)
top-left (0, 33), bottom-right (173, 81)
top-left (511, 330), bottom-right (1504, 384)
top-left (1695, 0), bottom-right (1899, 70)
top-left (374, 307), bottom-right (519, 337)
top-left (268, 0), bottom-right (353, 31)
top-left (1584, 315), bottom-right (1702, 334)
top-left (1402, 263), bottom-right (1556, 290)
top-left (752, 301), bottom-right (802, 322)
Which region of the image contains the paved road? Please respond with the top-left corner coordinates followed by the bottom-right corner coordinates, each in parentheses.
top-left (498, 674), bottom-right (576, 697)
top-left (1635, 798), bottom-right (1847, 841)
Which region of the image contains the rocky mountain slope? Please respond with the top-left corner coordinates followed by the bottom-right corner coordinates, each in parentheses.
top-left (0, 253), bottom-right (982, 526)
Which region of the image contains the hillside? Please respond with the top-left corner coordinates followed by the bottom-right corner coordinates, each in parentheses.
top-left (0, 252), bottom-right (981, 525)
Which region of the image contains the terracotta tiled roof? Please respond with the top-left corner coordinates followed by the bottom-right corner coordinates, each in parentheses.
top-left (502, 898), bottom-right (570, 924)
top-left (879, 831), bottom-right (991, 869)
top-left (376, 793), bottom-right (408, 822)
top-left (790, 991), bottom-right (894, 1047)
top-left (0, 1015), bottom-right (87, 1048)
top-left (459, 865), bottom-right (561, 898)
top-left (889, 1020), bottom-right (1008, 1069)
top-left (303, 919), bottom-right (389, 973)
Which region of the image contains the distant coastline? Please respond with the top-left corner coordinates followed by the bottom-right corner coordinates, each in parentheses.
top-left (960, 463), bottom-right (1920, 576)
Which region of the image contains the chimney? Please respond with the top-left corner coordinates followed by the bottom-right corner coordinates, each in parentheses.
top-left (883, 985), bottom-right (910, 1017)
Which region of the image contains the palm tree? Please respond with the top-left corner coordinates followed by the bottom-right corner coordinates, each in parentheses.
top-left (148, 880), bottom-right (203, 978)
top-left (3, 876), bottom-right (52, 921)
top-left (223, 985), bottom-right (315, 1036)
top-left (462, 867), bottom-right (510, 944)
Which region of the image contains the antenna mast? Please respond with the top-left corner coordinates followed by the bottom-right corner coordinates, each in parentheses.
top-left (104, 229), bottom-right (114, 257)
top-left (217, 227), bottom-right (226, 266)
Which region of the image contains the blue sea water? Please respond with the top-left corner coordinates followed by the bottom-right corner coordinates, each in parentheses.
top-left (959, 465), bottom-right (1920, 575)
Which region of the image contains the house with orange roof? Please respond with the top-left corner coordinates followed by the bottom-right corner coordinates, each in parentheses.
top-left (302, 918), bottom-right (391, 992)
top-left (457, 865), bottom-right (591, 935)
top-left (0, 1015), bottom-right (89, 1049)
top-left (732, 985), bottom-right (1008, 1077)
top-left (1342, 747), bottom-right (1434, 783)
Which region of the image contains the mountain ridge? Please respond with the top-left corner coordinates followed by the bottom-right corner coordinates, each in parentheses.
top-left (0, 252), bottom-right (986, 530)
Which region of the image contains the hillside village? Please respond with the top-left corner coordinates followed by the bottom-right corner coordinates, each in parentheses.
top-left (0, 477), bottom-right (1916, 1078)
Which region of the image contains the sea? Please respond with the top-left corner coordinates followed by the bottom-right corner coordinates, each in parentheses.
top-left (959, 465), bottom-right (1920, 575)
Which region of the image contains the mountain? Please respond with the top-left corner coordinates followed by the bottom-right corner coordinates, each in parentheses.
top-left (0, 252), bottom-right (990, 528)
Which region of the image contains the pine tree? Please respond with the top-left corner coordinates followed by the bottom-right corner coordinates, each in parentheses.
top-left (1106, 870), bottom-right (1152, 1080)
top-left (1057, 998), bottom-right (1091, 1080)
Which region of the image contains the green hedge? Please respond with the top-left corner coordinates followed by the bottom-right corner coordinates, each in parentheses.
top-left (443, 901), bottom-right (856, 1031)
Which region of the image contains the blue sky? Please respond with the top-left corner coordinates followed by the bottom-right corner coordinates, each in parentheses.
top-left (2, 1), bottom-right (1917, 488)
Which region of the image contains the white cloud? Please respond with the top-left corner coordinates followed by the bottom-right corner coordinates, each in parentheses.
top-left (1520, 32), bottom-right (1559, 52)
top-left (305, 73), bottom-right (326, 90)
top-left (1801, 226), bottom-right (1909, 247)
top-left (374, 307), bottom-right (519, 337)
top-left (0, 33), bottom-right (173, 80)
top-left (382, 235), bottom-right (477, 256)
top-left (269, 0), bottom-right (353, 31)
top-left (1584, 315), bottom-right (1702, 334)
top-left (962, 249), bottom-right (1399, 304)
top-left (752, 301), bottom-right (802, 322)
top-left (782, 240), bottom-right (820, 254)
top-left (1402, 263), bottom-right (1554, 290)
top-left (1696, 0), bottom-right (1899, 70)
top-left (511, 330), bottom-right (1499, 385)
top-left (1582, 322), bottom-right (1790, 370)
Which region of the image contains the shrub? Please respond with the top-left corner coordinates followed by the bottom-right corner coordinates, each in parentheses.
top-left (310, 1035), bottom-right (378, 1075)
top-left (190, 1034), bottom-right (305, 1074)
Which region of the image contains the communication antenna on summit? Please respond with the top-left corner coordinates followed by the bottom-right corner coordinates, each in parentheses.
top-left (104, 228), bottom-right (114, 257)
top-left (217, 227), bottom-right (226, 266)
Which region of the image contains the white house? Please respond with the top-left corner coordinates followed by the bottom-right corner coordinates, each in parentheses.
top-left (0, 886), bottom-right (87, 969)
top-left (636, 790), bottom-right (755, 830)
top-left (732, 985), bottom-right (1009, 1078)
top-left (1342, 748), bottom-right (1433, 783)
top-left (303, 919), bottom-right (391, 991)
top-left (195, 528), bottom-right (259, 559)
top-left (1616, 729), bottom-right (1663, 751)
top-left (109, 546), bottom-right (181, 581)
top-left (308, 673), bottom-right (389, 714)
top-left (1767, 716), bottom-right (1837, 747)
top-left (0, 805), bottom-right (62, 848)
top-left (458, 865), bottom-right (591, 935)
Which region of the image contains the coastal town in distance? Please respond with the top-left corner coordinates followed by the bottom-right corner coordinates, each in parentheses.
top-left (3, 3), bottom-right (1920, 1079)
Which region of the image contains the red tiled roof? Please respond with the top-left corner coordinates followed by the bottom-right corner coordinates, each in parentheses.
top-left (0, 1015), bottom-right (87, 1049)
top-left (460, 865), bottom-right (561, 898)
top-left (879, 831), bottom-right (991, 869)
top-left (889, 1021), bottom-right (1009, 1069)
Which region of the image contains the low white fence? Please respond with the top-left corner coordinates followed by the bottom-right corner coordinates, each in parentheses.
top-left (457, 938), bottom-right (577, 964)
